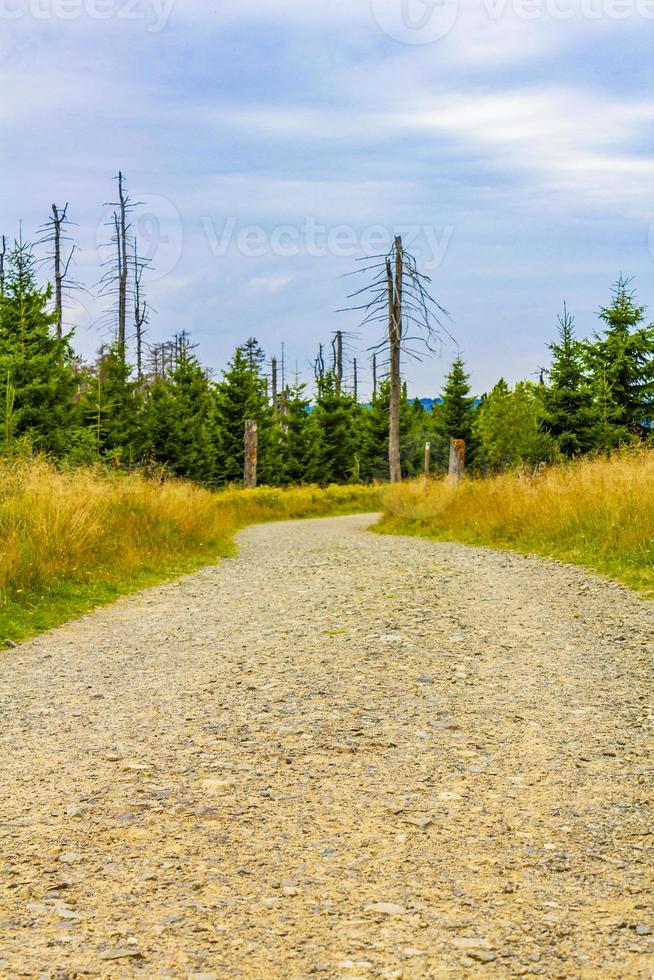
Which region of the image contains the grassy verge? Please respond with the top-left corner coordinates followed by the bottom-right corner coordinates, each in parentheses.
top-left (0, 460), bottom-right (381, 646)
top-left (376, 449), bottom-right (654, 596)
top-left (6, 450), bottom-right (651, 649)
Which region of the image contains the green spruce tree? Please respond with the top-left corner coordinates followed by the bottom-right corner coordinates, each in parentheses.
top-left (542, 304), bottom-right (596, 456)
top-left (278, 384), bottom-right (314, 485)
top-left (0, 239), bottom-right (78, 455)
top-left (212, 341), bottom-right (271, 485)
top-left (78, 344), bottom-right (140, 464)
top-left (141, 338), bottom-right (214, 482)
top-left (311, 372), bottom-right (359, 484)
top-left (437, 356), bottom-right (478, 466)
top-left (586, 277), bottom-right (654, 446)
top-left (363, 380), bottom-right (392, 481)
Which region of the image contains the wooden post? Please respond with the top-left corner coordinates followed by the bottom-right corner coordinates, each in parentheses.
top-left (244, 420), bottom-right (258, 488)
top-left (448, 439), bottom-right (465, 487)
top-left (424, 441), bottom-right (431, 478)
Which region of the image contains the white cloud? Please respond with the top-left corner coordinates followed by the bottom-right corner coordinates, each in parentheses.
top-left (0, 0), bottom-right (651, 392)
top-left (247, 275), bottom-right (294, 294)
top-left (188, 86), bottom-right (654, 216)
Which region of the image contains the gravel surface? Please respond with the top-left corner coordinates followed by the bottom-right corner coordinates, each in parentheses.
top-left (1, 513), bottom-right (653, 979)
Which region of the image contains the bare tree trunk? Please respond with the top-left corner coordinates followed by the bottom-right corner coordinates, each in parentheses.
top-left (244, 420), bottom-right (258, 488)
top-left (271, 356), bottom-right (278, 410)
top-left (51, 205), bottom-right (64, 338)
top-left (448, 439), bottom-right (465, 487)
top-left (0, 235), bottom-right (6, 296)
top-left (39, 205), bottom-right (75, 339)
top-left (314, 344), bottom-right (325, 382)
top-left (279, 385), bottom-right (289, 434)
top-left (388, 236), bottom-right (403, 484)
top-left (333, 330), bottom-right (343, 393)
top-left (372, 352), bottom-right (377, 400)
top-left (117, 172), bottom-right (128, 354)
top-left (424, 441), bottom-right (431, 478)
top-left (353, 357), bottom-right (358, 403)
top-left (153, 345), bottom-right (162, 380)
top-left (133, 237), bottom-right (148, 380)
top-left (95, 374), bottom-right (102, 454)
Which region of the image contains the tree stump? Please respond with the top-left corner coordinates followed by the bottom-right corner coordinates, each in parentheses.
top-left (244, 420), bottom-right (258, 489)
top-left (448, 439), bottom-right (465, 487)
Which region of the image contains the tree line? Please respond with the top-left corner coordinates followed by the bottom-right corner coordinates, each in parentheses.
top-left (1, 193), bottom-right (653, 484)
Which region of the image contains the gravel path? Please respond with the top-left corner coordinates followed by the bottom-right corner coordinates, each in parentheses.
top-left (1, 513), bottom-right (653, 979)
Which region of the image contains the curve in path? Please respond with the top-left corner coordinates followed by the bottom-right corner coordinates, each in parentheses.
top-left (1, 514), bottom-right (653, 978)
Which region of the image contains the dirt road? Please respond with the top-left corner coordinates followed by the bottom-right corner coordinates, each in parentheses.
top-left (1, 514), bottom-right (653, 978)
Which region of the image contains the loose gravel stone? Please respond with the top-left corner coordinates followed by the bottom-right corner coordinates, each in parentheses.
top-left (1, 513), bottom-right (653, 977)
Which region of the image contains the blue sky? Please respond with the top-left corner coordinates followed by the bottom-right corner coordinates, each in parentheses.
top-left (1, 0), bottom-right (653, 398)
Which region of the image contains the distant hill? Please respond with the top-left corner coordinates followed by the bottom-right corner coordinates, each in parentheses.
top-left (359, 397), bottom-right (443, 412)
top-left (414, 397), bottom-right (482, 410)
top-left (416, 398), bottom-right (441, 412)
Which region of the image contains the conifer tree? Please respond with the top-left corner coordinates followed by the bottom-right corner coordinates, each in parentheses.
top-left (542, 304), bottom-right (595, 456)
top-left (311, 372), bottom-right (359, 484)
top-left (364, 381), bottom-right (392, 481)
top-left (139, 374), bottom-right (179, 469)
top-left (243, 337), bottom-right (265, 374)
top-left (141, 338), bottom-right (214, 482)
top-left (0, 239), bottom-right (78, 455)
top-left (586, 278), bottom-right (654, 445)
top-left (438, 356), bottom-right (478, 464)
top-left (402, 395), bottom-right (443, 475)
top-left (212, 342), bottom-right (270, 484)
top-left (362, 382), bottom-right (434, 480)
top-left (278, 384), bottom-right (313, 485)
top-left (78, 343), bottom-right (140, 463)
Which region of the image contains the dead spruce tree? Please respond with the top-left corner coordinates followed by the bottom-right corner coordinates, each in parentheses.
top-left (332, 330), bottom-right (344, 392)
top-left (330, 329), bottom-right (360, 399)
top-left (313, 343), bottom-right (326, 383)
top-left (0, 235), bottom-right (6, 295)
top-left (116, 172), bottom-right (129, 350)
top-left (133, 237), bottom-right (150, 380)
top-left (271, 355), bottom-right (279, 410)
top-left (36, 204), bottom-right (78, 338)
top-left (341, 235), bottom-right (450, 483)
top-left (99, 172), bottom-right (138, 359)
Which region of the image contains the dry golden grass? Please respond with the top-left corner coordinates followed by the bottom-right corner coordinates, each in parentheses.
top-left (377, 449), bottom-right (654, 594)
top-left (0, 460), bottom-right (381, 642)
top-left (4, 449), bottom-right (651, 647)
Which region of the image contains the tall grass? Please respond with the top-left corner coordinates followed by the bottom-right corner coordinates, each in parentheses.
top-left (4, 450), bottom-right (651, 648)
top-left (377, 449), bottom-right (654, 594)
top-left (0, 459), bottom-right (381, 644)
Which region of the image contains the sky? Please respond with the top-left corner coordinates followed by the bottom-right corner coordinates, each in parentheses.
top-left (1, 0), bottom-right (653, 398)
